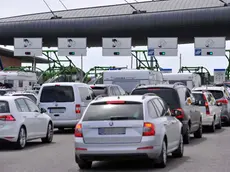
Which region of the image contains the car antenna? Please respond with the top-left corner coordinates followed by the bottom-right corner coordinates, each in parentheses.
top-left (117, 96), bottom-right (120, 99)
top-left (123, 0), bottom-right (146, 14)
top-left (58, 0), bottom-right (68, 10)
top-left (42, 0), bottom-right (62, 19)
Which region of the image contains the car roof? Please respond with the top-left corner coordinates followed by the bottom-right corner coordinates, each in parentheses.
top-left (135, 84), bottom-right (184, 89)
top-left (0, 95), bottom-right (28, 101)
top-left (193, 86), bottom-right (224, 91)
top-left (92, 95), bottom-right (158, 103)
top-left (90, 84), bottom-right (116, 87)
top-left (42, 82), bottom-right (89, 87)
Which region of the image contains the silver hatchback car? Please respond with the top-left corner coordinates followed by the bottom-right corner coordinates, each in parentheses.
top-left (74, 94), bottom-right (183, 169)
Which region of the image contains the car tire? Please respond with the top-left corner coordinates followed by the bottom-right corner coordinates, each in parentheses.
top-left (41, 122), bottom-right (53, 143)
top-left (15, 126), bottom-right (27, 150)
top-left (183, 126), bottom-right (190, 144)
top-left (216, 118), bottom-right (222, 129)
top-left (75, 156), bottom-right (92, 169)
top-left (155, 140), bottom-right (167, 168)
top-left (194, 121), bottom-right (202, 138)
top-left (209, 121), bottom-right (216, 133)
top-left (172, 134), bottom-right (184, 158)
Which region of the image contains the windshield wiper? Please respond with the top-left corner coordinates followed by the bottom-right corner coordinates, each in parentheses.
top-left (109, 116), bottom-right (137, 120)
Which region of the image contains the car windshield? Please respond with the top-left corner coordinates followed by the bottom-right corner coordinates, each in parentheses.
top-left (131, 87), bottom-right (180, 109)
top-left (0, 101), bottom-right (10, 113)
top-left (91, 86), bottom-right (108, 96)
top-left (192, 93), bottom-right (205, 106)
top-left (83, 102), bottom-right (143, 121)
top-left (40, 86), bottom-right (74, 102)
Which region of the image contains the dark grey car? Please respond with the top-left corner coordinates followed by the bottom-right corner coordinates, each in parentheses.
top-left (131, 82), bottom-right (203, 144)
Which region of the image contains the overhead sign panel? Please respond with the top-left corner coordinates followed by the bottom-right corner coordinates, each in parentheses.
top-left (58, 38), bottom-right (87, 56)
top-left (214, 69), bottom-right (226, 84)
top-left (14, 38), bottom-right (42, 56)
top-left (194, 37), bottom-right (226, 56)
top-left (160, 68), bottom-right (172, 73)
top-left (147, 37), bottom-right (178, 56)
top-left (102, 38), bottom-right (131, 56)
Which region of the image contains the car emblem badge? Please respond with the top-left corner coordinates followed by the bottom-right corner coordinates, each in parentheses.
top-left (109, 122), bottom-right (113, 126)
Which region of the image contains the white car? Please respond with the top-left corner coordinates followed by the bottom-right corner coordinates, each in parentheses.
top-left (0, 96), bottom-right (53, 149)
top-left (192, 91), bottom-right (222, 132)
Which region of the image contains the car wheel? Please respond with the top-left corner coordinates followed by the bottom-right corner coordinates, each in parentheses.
top-left (41, 122), bottom-right (53, 143)
top-left (216, 117), bottom-right (222, 129)
top-left (155, 140), bottom-right (167, 168)
top-left (183, 126), bottom-right (190, 144)
top-left (209, 121), bottom-right (215, 132)
top-left (172, 133), bottom-right (184, 158)
top-left (75, 156), bottom-right (92, 169)
top-left (194, 121), bottom-right (202, 138)
top-left (15, 127), bottom-right (27, 149)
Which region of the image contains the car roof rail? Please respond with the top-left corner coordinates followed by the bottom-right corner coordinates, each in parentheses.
top-left (173, 82), bottom-right (185, 88)
top-left (94, 95), bottom-right (103, 100)
top-left (142, 93), bottom-right (157, 99)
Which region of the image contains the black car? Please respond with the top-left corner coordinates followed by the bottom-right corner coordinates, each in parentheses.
top-left (131, 82), bottom-right (203, 144)
top-left (90, 84), bottom-right (126, 97)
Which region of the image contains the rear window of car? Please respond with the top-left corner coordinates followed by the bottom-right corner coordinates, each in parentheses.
top-left (83, 101), bottom-right (143, 121)
top-left (0, 101), bottom-right (10, 113)
top-left (192, 93), bottom-right (205, 106)
top-left (196, 90), bottom-right (223, 100)
top-left (40, 86), bottom-right (74, 102)
top-left (131, 87), bottom-right (180, 109)
top-left (90, 86), bottom-right (108, 96)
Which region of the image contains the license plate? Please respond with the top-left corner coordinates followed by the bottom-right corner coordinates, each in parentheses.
top-left (98, 127), bottom-right (126, 135)
top-left (49, 108), bottom-right (65, 113)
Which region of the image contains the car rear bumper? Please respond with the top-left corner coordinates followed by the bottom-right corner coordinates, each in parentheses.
top-left (75, 138), bottom-right (161, 161)
top-left (202, 115), bottom-right (214, 126)
top-left (0, 124), bottom-right (19, 142)
top-left (53, 120), bottom-right (79, 128)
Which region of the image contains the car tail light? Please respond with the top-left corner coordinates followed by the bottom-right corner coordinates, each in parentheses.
top-left (106, 100), bottom-right (125, 104)
top-left (76, 104), bottom-right (81, 114)
top-left (217, 99), bottom-right (228, 105)
top-left (205, 102), bottom-right (210, 115)
top-left (0, 115), bottom-right (16, 121)
top-left (143, 122), bottom-right (155, 136)
top-left (172, 108), bottom-right (185, 119)
top-left (75, 123), bottom-right (83, 137)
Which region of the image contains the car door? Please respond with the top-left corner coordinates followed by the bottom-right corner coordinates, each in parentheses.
top-left (25, 98), bottom-right (47, 136)
top-left (15, 98), bottom-right (37, 139)
top-left (152, 98), bottom-right (174, 151)
top-left (158, 98), bottom-right (180, 148)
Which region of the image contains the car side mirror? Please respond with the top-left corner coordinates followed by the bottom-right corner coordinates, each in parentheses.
top-left (86, 96), bottom-right (91, 100)
top-left (171, 109), bottom-right (182, 117)
top-left (40, 108), bottom-right (47, 113)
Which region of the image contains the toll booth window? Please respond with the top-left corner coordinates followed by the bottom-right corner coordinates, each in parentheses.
top-left (19, 80), bottom-right (23, 87)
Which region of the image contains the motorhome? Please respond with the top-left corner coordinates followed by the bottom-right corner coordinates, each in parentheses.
top-left (163, 73), bottom-right (201, 90)
top-left (103, 69), bottom-right (164, 93)
top-left (0, 71), bottom-right (37, 91)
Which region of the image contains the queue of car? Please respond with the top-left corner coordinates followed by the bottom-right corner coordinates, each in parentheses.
top-left (0, 80), bottom-right (230, 170)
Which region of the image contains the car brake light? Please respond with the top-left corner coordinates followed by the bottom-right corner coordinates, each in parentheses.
top-left (90, 86), bottom-right (95, 88)
top-left (217, 99), bottom-right (228, 104)
top-left (148, 88), bottom-right (160, 91)
top-left (106, 100), bottom-right (125, 104)
top-left (76, 104), bottom-right (81, 114)
top-left (205, 102), bottom-right (210, 115)
top-left (143, 122), bottom-right (155, 136)
top-left (0, 115), bottom-right (16, 121)
top-left (55, 84), bottom-right (60, 86)
top-left (75, 123), bottom-right (83, 137)
top-left (172, 108), bottom-right (185, 119)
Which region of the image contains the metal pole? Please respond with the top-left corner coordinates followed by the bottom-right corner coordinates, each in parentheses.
top-left (150, 56), bottom-right (153, 69)
top-left (81, 55), bottom-right (83, 81)
top-left (33, 55), bottom-right (36, 72)
top-left (131, 55), bottom-right (133, 69)
top-left (179, 54), bottom-right (182, 69)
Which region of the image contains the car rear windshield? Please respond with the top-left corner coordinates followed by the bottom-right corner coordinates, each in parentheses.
top-left (192, 93), bottom-right (205, 106)
top-left (91, 86), bottom-right (108, 96)
top-left (40, 86), bottom-right (74, 102)
top-left (83, 102), bottom-right (143, 121)
top-left (0, 101), bottom-right (10, 113)
top-left (196, 90), bottom-right (223, 100)
top-left (131, 88), bottom-right (180, 109)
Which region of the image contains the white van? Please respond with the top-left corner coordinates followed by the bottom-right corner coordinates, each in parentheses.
top-left (103, 69), bottom-right (164, 93)
top-left (37, 82), bottom-right (95, 129)
top-left (162, 73), bottom-right (201, 90)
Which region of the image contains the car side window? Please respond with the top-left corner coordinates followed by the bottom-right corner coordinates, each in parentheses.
top-left (147, 101), bottom-right (158, 118)
top-left (15, 98), bottom-right (30, 112)
top-left (177, 88), bottom-right (186, 104)
top-left (153, 99), bottom-right (164, 116)
top-left (78, 87), bottom-right (92, 102)
top-left (113, 86), bottom-right (121, 95)
top-left (118, 86), bottom-right (126, 95)
top-left (109, 87), bottom-right (115, 96)
top-left (88, 88), bottom-right (96, 99)
top-left (157, 98), bottom-right (170, 115)
top-left (24, 99), bottom-right (39, 112)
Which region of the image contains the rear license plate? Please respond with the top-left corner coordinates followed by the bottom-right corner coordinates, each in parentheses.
top-left (98, 127), bottom-right (126, 135)
top-left (49, 108), bottom-right (65, 113)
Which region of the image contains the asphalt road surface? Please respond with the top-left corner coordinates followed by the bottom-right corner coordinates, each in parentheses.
top-left (1, 127), bottom-right (230, 172)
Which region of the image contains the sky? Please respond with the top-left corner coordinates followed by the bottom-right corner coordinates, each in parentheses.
top-left (1, 0), bottom-right (230, 74)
